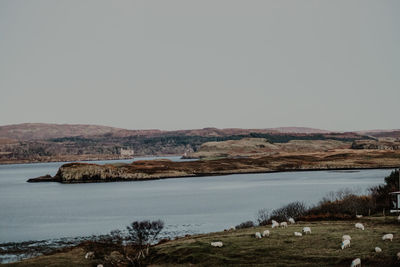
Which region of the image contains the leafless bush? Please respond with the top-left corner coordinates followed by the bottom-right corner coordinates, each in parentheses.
top-left (235, 221), bottom-right (254, 229)
top-left (270, 202), bottom-right (307, 222)
top-left (126, 220), bottom-right (164, 262)
top-left (256, 208), bottom-right (270, 226)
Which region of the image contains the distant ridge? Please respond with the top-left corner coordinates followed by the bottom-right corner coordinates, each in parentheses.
top-left (267, 127), bottom-right (332, 134)
top-left (0, 123), bottom-right (398, 141)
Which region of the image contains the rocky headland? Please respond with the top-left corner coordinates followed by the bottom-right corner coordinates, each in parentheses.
top-left (28, 149), bottom-right (400, 183)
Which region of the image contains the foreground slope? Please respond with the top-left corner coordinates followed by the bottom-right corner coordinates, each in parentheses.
top-left (6, 217), bottom-right (400, 266)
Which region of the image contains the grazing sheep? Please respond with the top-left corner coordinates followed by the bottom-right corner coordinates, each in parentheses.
top-left (342, 235), bottom-right (352, 242)
top-left (356, 215), bottom-right (363, 218)
top-left (294, 232), bottom-right (302, 237)
top-left (272, 222), bottom-right (279, 228)
top-left (211, 241), bottom-right (223, 247)
top-left (288, 218), bottom-right (295, 224)
top-left (302, 227), bottom-right (311, 234)
top-left (341, 239), bottom-right (351, 250)
top-left (255, 232), bottom-right (262, 239)
top-left (350, 258), bottom-right (361, 267)
top-left (382, 234), bottom-right (393, 241)
top-left (280, 222), bottom-right (288, 228)
top-left (262, 230), bottom-right (270, 237)
top-left (85, 252), bottom-right (95, 259)
top-left (375, 247), bottom-right (382, 253)
top-left (355, 223), bottom-right (365, 230)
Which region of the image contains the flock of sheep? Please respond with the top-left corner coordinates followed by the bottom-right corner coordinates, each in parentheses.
top-left (211, 216), bottom-right (400, 266)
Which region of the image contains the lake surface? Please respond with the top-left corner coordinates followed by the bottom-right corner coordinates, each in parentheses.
top-left (0, 157), bottom-right (392, 243)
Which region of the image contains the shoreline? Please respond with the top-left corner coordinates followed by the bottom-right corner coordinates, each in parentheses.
top-left (0, 154), bottom-right (183, 166)
top-left (27, 149), bottom-right (400, 183)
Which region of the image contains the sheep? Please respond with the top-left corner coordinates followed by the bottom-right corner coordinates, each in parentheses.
top-left (350, 258), bottom-right (361, 267)
top-left (375, 247), bottom-right (382, 253)
top-left (355, 223), bottom-right (365, 230)
top-left (271, 220), bottom-right (278, 224)
top-left (356, 215), bottom-right (363, 218)
top-left (382, 233), bottom-right (393, 241)
top-left (288, 218), bottom-right (295, 224)
top-left (255, 232), bottom-right (262, 239)
top-left (262, 230), bottom-right (270, 237)
top-left (211, 241), bottom-right (223, 247)
top-left (229, 226), bottom-right (236, 231)
top-left (342, 235), bottom-right (352, 242)
top-left (302, 227), bottom-right (311, 234)
top-left (280, 222), bottom-right (288, 228)
top-left (85, 251), bottom-right (95, 259)
top-left (294, 232), bottom-right (302, 237)
top-left (341, 239), bottom-right (351, 250)
top-left (272, 222), bottom-right (279, 228)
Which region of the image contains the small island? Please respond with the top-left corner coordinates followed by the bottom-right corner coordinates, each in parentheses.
top-left (28, 147), bottom-right (400, 183)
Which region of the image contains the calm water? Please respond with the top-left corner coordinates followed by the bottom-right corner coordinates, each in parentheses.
top-left (0, 157), bottom-right (391, 243)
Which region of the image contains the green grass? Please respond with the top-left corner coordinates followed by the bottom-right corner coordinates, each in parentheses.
top-left (6, 217), bottom-right (400, 267)
top-left (149, 217), bottom-right (400, 266)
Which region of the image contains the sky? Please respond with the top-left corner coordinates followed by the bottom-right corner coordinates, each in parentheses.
top-left (0, 0), bottom-right (399, 131)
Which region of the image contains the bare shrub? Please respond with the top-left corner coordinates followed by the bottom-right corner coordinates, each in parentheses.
top-left (256, 208), bottom-right (270, 226)
top-left (235, 221), bottom-right (254, 229)
top-left (125, 220), bottom-right (164, 264)
top-left (270, 202), bottom-right (307, 222)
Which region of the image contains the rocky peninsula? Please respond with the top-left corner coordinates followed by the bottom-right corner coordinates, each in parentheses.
top-left (28, 149), bottom-right (400, 183)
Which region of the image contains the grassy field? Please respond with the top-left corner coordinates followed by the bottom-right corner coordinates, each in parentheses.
top-left (6, 217), bottom-right (400, 267)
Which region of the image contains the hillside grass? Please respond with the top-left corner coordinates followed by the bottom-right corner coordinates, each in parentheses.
top-left (6, 217), bottom-right (400, 267)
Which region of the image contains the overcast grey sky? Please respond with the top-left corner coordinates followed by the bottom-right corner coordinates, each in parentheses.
top-left (0, 0), bottom-right (399, 131)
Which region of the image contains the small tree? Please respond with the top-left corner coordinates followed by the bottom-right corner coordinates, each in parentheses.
top-left (126, 220), bottom-right (164, 261)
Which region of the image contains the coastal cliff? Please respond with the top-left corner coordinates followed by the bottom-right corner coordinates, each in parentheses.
top-left (28, 150), bottom-right (400, 183)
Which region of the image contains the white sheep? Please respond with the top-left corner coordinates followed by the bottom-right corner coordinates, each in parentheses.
top-left (262, 230), bottom-right (270, 237)
top-left (302, 227), bottom-right (311, 234)
top-left (350, 258), bottom-right (361, 267)
top-left (211, 241), bottom-right (223, 247)
top-left (85, 252), bottom-right (95, 259)
top-left (255, 232), bottom-right (262, 239)
top-left (382, 233), bottom-right (393, 241)
top-left (356, 215), bottom-right (363, 218)
top-left (294, 232), bottom-right (302, 237)
top-left (342, 235), bottom-right (352, 242)
top-left (229, 226), bottom-right (236, 231)
top-left (375, 247), bottom-right (382, 253)
top-left (272, 222), bottom-right (279, 228)
top-left (288, 218), bottom-right (295, 224)
top-left (280, 222), bottom-right (288, 228)
top-left (271, 220), bottom-right (278, 224)
top-left (355, 223), bottom-right (364, 230)
top-left (341, 239), bottom-right (351, 250)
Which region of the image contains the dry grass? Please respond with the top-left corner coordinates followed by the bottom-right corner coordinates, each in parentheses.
top-left (5, 217), bottom-right (400, 267)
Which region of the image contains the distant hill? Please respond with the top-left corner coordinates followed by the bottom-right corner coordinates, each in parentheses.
top-left (268, 127), bottom-right (332, 134)
top-left (2, 123), bottom-right (395, 141)
top-left (0, 124), bottom-right (280, 140)
top-left (0, 123), bottom-right (123, 140)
